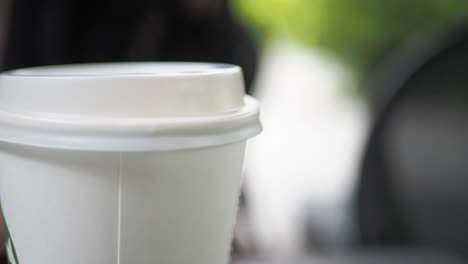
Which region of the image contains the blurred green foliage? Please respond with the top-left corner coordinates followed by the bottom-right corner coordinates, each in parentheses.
top-left (234, 0), bottom-right (468, 88)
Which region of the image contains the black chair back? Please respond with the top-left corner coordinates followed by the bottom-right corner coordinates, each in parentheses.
top-left (358, 27), bottom-right (468, 257)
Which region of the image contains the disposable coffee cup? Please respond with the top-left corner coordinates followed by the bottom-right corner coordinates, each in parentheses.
top-left (0, 63), bottom-right (261, 264)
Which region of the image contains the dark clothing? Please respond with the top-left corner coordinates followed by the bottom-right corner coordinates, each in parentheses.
top-left (2, 0), bottom-right (257, 93)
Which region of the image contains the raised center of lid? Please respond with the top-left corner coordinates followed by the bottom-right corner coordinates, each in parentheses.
top-left (0, 62), bottom-right (245, 118)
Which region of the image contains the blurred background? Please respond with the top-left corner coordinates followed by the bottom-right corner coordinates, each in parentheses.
top-left (2, 0), bottom-right (468, 263)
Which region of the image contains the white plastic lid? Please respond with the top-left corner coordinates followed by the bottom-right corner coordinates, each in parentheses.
top-left (0, 62), bottom-right (261, 151)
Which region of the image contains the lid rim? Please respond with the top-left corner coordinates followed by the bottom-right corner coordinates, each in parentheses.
top-left (0, 122), bottom-right (262, 152)
top-left (3, 62), bottom-right (240, 78)
top-left (0, 96), bottom-right (261, 151)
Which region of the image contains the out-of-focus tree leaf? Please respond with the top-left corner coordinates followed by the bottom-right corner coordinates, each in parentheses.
top-left (233, 0), bottom-right (468, 93)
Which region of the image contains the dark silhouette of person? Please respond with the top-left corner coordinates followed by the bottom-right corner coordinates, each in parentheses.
top-left (2, 0), bottom-right (258, 93)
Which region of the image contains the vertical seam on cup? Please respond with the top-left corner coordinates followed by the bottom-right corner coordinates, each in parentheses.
top-left (117, 152), bottom-right (123, 264)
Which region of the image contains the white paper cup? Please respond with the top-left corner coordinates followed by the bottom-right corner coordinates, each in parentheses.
top-left (0, 63), bottom-right (261, 264)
